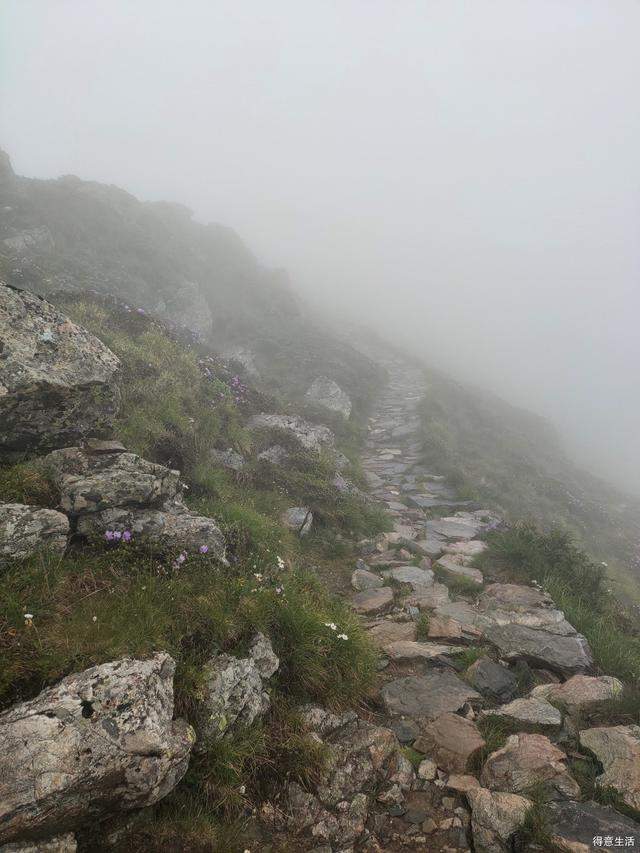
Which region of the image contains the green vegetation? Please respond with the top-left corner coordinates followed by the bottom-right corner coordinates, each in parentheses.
top-left (452, 645), bottom-right (489, 670)
top-left (0, 459), bottom-right (58, 506)
top-left (477, 524), bottom-right (640, 683)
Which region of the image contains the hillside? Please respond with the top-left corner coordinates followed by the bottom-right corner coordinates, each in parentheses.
top-left (1, 154), bottom-right (640, 853)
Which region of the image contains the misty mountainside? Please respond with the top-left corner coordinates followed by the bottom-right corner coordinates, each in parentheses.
top-left (0, 149), bottom-right (380, 408)
top-left (418, 367), bottom-right (640, 599)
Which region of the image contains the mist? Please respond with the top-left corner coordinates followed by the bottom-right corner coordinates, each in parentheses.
top-left (2, 0), bottom-right (639, 493)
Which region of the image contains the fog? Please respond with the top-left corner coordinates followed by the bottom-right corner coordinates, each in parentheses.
top-left (2, 1), bottom-right (639, 492)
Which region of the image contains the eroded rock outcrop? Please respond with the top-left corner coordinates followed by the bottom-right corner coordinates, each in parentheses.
top-left (248, 413), bottom-right (335, 452)
top-left (0, 283), bottom-right (120, 453)
top-left (0, 503), bottom-right (69, 564)
top-left (579, 725), bottom-right (640, 812)
top-left (0, 654), bottom-right (193, 845)
top-left (305, 376), bottom-right (352, 418)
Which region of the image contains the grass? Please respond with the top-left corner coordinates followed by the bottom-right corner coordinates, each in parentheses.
top-left (452, 645), bottom-right (490, 670)
top-left (0, 460), bottom-right (59, 507)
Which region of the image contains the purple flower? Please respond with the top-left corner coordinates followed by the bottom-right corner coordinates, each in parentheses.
top-left (113, 530), bottom-right (122, 541)
top-left (104, 530), bottom-right (115, 542)
top-left (136, 307), bottom-right (145, 315)
top-left (199, 545), bottom-right (209, 554)
top-left (122, 530), bottom-right (132, 543)
top-left (176, 552), bottom-right (187, 564)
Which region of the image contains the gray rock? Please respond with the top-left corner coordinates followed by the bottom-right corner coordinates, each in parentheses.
top-left (194, 635), bottom-right (279, 745)
top-left (531, 674), bottom-right (623, 712)
top-left (436, 554), bottom-right (483, 585)
top-left (257, 444), bottom-right (290, 465)
top-left (209, 447), bottom-right (245, 471)
top-left (579, 725), bottom-right (640, 812)
top-left (281, 506), bottom-right (313, 536)
top-left (351, 587), bottom-right (394, 614)
top-left (413, 713), bottom-right (485, 773)
top-left (480, 733), bottom-right (580, 800)
top-left (367, 620), bottom-right (417, 648)
top-left (77, 505), bottom-right (226, 562)
top-left (0, 654), bottom-right (193, 845)
top-left (351, 568), bottom-right (383, 591)
top-left (383, 641), bottom-right (466, 662)
top-left (480, 697), bottom-right (562, 731)
top-left (0, 503), bottom-right (69, 564)
top-left (466, 788), bottom-right (531, 853)
top-left (381, 670), bottom-right (481, 719)
top-left (545, 800), bottom-right (640, 852)
top-left (465, 658), bottom-right (518, 703)
top-left (411, 539), bottom-right (445, 559)
top-left (248, 413), bottom-right (335, 452)
top-left (386, 565), bottom-right (435, 590)
top-left (425, 518), bottom-right (480, 540)
top-left (483, 623), bottom-right (593, 677)
top-left (0, 283), bottom-right (121, 452)
top-left (45, 446), bottom-right (181, 515)
top-left (305, 376), bottom-right (352, 419)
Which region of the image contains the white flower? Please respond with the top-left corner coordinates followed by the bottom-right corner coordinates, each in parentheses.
top-left (92, 616), bottom-right (97, 623)
top-left (337, 633), bottom-right (349, 640)
top-left (276, 556), bottom-right (285, 569)
top-left (23, 613), bottom-right (34, 620)
top-left (254, 573), bottom-right (263, 581)
top-left (323, 622), bottom-right (337, 631)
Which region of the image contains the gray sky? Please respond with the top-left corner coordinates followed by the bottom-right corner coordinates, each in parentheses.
top-left (2, 0), bottom-right (639, 492)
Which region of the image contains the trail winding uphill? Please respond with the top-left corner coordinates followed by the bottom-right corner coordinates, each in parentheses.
top-left (288, 355), bottom-right (639, 852)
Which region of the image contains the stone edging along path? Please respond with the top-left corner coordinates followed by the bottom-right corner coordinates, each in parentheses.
top-left (334, 355), bottom-right (639, 852)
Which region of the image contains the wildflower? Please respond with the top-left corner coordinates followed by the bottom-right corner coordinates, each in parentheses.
top-left (92, 616), bottom-right (97, 623)
top-left (276, 556), bottom-right (285, 570)
top-left (199, 545), bottom-right (209, 554)
top-left (323, 622), bottom-right (337, 631)
top-left (105, 530), bottom-right (115, 542)
top-left (177, 552), bottom-right (187, 563)
top-left (136, 307), bottom-right (145, 314)
top-left (24, 613), bottom-right (34, 626)
top-left (112, 530), bottom-right (122, 541)
top-left (122, 530), bottom-right (132, 543)
top-left (337, 633), bottom-right (349, 640)
top-left (275, 586), bottom-right (284, 595)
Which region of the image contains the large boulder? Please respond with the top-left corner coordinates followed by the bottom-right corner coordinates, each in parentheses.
top-left (579, 725), bottom-right (640, 812)
top-left (531, 674), bottom-right (623, 712)
top-left (0, 284), bottom-right (120, 453)
top-left (545, 800), bottom-right (640, 852)
top-left (381, 670), bottom-right (481, 720)
top-left (45, 444), bottom-right (181, 515)
top-left (0, 654), bottom-right (194, 845)
top-left (0, 503), bottom-right (68, 564)
top-left (247, 413), bottom-right (335, 452)
top-left (305, 377), bottom-right (352, 419)
top-left (480, 733), bottom-right (580, 800)
top-left (466, 788), bottom-right (531, 853)
top-left (76, 505), bottom-right (226, 563)
top-left (193, 634), bottom-right (278, 746)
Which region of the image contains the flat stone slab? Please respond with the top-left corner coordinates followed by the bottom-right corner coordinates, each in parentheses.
top-left (483, 623), bottom-right (593, 677)
top-left (444, 540), bottom-right (488, 558)
top-left (367, 620), bottom-right (417, 647)
top-left (380, 670), bottom-right (481, 719)
top-left (351, 568), bottom-right (383, 591)
top-left (386, 566), bottom-right (435, 589)
top-left (407, 582), bottom-right (450, 611)
top-left (546, 800), bottom-right (640, 852)
top-left (425, 518), bottom-right (480, 540)
top-left (414, 712), bottom-right (485, 773)
top-left (465, 658), bottom-right (518, 703)
top-left (383, 641), bottom-right (466, 662)
top-left (436, 555), bottom-right (484, 585)
top-left (481, 697), bottom-right (562, 731)
top-left (351, 587), bottom-right (394, 614)
top-left (531, 674), bottom-right (623, 711)
top-left (410, 539), bottom-right (445, 559)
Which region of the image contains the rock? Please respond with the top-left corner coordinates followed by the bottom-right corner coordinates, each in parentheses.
top-left (386, 566), bottom-right (435, 590)
top-left (45, 446), bottom-right (181, 515)
top-left (428, 613), bottom-right (483, 643)
top-left (531, 674), bottom-right (623, 712)
top-left (284, 711), bottom-right (405, 845)
top-left (483, 623), bottom-right (593, 677)
top-left (407, 582), bottom-right (450, 611)
top-left (0, 503), bottom-right (69, 564)
top-left (194, 635), bottom-right (279, 745)
top-left (0, 283), bottom-right (120, 452)
top-left (305, 377), bottom-right (352, 419)
top-left (351, 568), bottom-right (383, 591)
top-left (465, 659), bottom-right (518, 703)
top-left (384, 641), bottom-right (466, 662)
top-left (389, 718), bottom-right (421, 744)
top-left (248, 413), bottom-right (335, 452)
top-left (446, 774), bottom-right (481, 793)
top-left (466, 788), bottom-right (531, 853)
top-left (351, 587), bottom-right (394, 615)
top-left (77, 505), bottom-right (226, 561)
top-left (545, 800), bottom-right (640, 853)
top-left (480, 697), bottom-right (562, 731)
top-left (417, 759), bottom-right (437, 780)
top-left (444, 540), bottom-right (488, 558)
top-left (367, 620), bottom-right (417, 647)
top-left (0, 834), bottom-right (77, 852)
top-left (419, 556), bottom-right (432, 570)
top-left (425, 518), bottom-right (480, 540)
top-left (209, 447), bottom-right (245, 471)
top-left (579, 725), bottom-right (640, 812)
top-left (480, 733), bottom-right (580, 800)
top-left (436, 554), bottom-right (483, 585)
top-left (0, 654), bottom-right (193, 845)
top-left (411, 539), bottom-right (446, 559)
top-left (257, 444), bottom-right (290, 465)
top-left (413, 713), bottom-right (485, 773)
top-left (281, 506), bottom-right (313, 536)
top-left (381, 671), bottom-right (481, 720)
